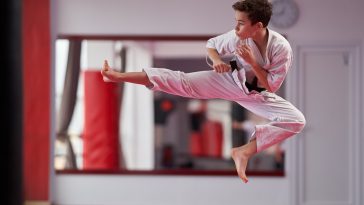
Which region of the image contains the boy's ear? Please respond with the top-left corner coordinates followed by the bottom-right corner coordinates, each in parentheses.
top-left (256, 22), bottom-right (264, 28)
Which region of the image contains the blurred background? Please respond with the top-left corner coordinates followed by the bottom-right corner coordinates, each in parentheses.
top-left (2, 0), bottom-right (364, 205)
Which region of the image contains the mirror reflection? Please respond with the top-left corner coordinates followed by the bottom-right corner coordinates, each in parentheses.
top-left (55, 38), bottom-right (286, 174)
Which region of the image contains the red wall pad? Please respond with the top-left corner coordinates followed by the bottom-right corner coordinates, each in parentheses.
top-left (83, 70), bottom-right (120, 169)
top-left (23, 0), bottom-right (50, 200)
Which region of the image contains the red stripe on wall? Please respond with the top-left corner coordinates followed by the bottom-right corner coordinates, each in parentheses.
top-left (23, 0), bottom-right (50, 200)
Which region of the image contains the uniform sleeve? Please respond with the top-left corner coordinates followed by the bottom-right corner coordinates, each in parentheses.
top-left (206, 30), bottom-right (238, 55)
top-left (267, 44), bottom-right (293, 93)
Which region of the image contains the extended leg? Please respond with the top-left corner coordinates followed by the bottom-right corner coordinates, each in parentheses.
top-left (143, 67), bottom-right (244, 100)
top-left (101, 60), bottom-right (243, 100)
top-left (101, 60), bottom-right (153, 86)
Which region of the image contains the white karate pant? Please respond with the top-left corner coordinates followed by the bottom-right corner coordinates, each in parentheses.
top-left (143, 68), bottom-right (305, 152)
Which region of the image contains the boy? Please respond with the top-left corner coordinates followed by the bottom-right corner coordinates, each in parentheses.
top-left (101, 0), bottom-right (305, 183)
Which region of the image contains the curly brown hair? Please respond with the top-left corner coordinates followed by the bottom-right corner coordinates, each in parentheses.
top-left (232, 0), bottom-right (272, 27)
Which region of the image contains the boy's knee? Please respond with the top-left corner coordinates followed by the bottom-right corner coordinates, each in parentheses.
top-left (295, 113), bottom-right (306, 133)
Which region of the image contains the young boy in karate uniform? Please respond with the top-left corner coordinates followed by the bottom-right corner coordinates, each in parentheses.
top-left (101, 0), bottom-right (305, 183)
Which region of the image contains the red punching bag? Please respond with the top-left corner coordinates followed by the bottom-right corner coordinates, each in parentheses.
top-left (189, 132), bottom-right (203, 156)
top-left (201, 121), bottom-right (223, 158)
top-left (83, 70), bottom-right (121, 169)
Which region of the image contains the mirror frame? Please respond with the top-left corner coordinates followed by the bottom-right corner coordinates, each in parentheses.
top-left (55, 34), bottom-right (284, 177)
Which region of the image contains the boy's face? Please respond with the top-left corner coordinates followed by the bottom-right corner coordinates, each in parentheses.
top-left (234, 10), bottom-right (260, 40)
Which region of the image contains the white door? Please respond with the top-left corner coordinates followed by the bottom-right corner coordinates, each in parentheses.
top-left (290, 45), bottom-right (361, 205)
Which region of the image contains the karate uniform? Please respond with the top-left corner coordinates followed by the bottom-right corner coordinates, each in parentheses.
top-left (143, 28), bottom-right (305, 152)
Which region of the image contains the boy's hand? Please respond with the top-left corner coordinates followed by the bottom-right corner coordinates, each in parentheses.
top-left (212, 60), bottom-right (231, 73)
top-left (236, 45), bottom-right (257, 67)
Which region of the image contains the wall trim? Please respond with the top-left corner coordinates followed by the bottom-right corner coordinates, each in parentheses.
top-left (57, 34), bottom-right (213, 41)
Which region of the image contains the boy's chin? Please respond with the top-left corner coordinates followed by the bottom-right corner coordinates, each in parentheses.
top-left (236, 34), bottom-right (247, 40)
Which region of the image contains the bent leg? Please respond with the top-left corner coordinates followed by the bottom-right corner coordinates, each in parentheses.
top-left (231, 92), bottom-right (305, 183)
top-left (237, 92), bottom-right (306, 152)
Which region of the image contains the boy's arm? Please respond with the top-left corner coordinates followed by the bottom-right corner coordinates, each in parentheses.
top-left (237, 43), bottom-right (292, 93)
top-left (236, 45), bottom-right (272, 92)
top-left (207, 48), bottom-right (231, 73)
top-left (266, 47), bottom-right (292, 93)
top-left (206, 30), bottom-right (237, 73)
top-left (250, 63), bottom-right (271, 92)
top-left (206, 30), bottom-right (237, 55)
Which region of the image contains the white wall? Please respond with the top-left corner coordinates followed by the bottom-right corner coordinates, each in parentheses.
top-left (52, 0), bottom-right (364, 205)
top-left (55, 174), bottom-right (290, 205)
top-left (55, 0), bottom-right (236, 36)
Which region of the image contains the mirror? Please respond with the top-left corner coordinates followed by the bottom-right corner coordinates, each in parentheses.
top-left (54, 37), bottom-right (286, 175)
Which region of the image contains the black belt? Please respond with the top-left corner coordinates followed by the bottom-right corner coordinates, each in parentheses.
top-left (245, 77), bottom-right (266, 93)
top-left (230, 60), bottom-right (266, 93)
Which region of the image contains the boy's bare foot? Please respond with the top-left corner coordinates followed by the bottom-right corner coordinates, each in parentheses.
top-left (231, 141), bottom-right (256, 183)
top-left (101, 60), bottom-right (111, 82)
top-left (103, 60), bottom-right (109, 71)
top-left (101, 60), bottom-right (121, 82)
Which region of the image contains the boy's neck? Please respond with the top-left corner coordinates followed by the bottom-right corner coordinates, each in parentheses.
top-left (252, 28), bottom-right (269, 54)
top-left (252, 28), bottom-right (268, 48)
